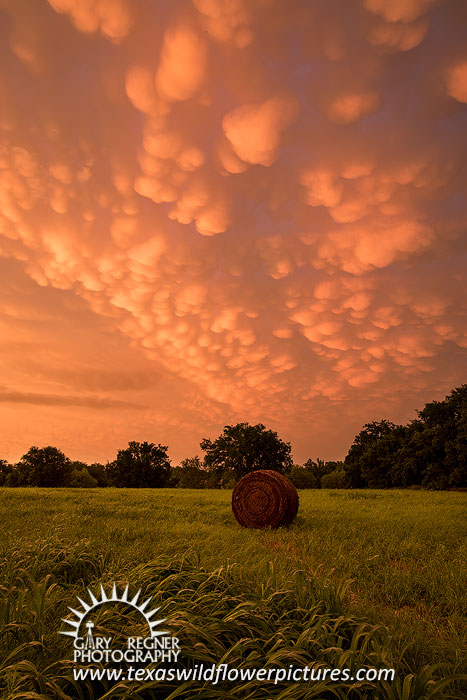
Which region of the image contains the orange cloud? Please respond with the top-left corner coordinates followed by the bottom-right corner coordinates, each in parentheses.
top-left (445, 61), bottom-right (467, 104)
top-left (362, 0), bottom-right (436, 23)
top-left (326, 91), bottom-right (381, 125)
top-left (46, 0), bottom-right (133, 42)
top-left (222, 97), bottom-right (299, 166)
top-left (155, 24), bottom-right (208, 102)
top-left (0, 0), bottom-right (465, 465)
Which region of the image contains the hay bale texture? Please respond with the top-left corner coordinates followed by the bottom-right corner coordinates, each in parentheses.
top-left (232, 469), bottom-right (299, 529)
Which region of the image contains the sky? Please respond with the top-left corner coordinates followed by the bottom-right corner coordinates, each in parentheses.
top-left (0, 0), bottom-right (466, 466)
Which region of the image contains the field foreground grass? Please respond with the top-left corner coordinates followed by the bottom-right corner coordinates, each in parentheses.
top-left (0, 488), bottom-right (465, 699)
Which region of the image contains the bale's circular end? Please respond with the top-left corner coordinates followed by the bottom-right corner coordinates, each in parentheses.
top-left (231, 470), bottom-right (299, 529)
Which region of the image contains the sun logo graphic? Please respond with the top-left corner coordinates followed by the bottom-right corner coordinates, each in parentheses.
top-left (60, 584), bottom-right (181, 667)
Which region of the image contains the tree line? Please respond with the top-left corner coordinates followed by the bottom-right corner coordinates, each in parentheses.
top-left (0, 385), bottom-right (465, 490)
top-left (344, 384), bottom-right (466, 489)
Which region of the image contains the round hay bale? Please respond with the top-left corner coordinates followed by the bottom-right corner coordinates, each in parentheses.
top-left (231, 469), bottom-right (299, 529)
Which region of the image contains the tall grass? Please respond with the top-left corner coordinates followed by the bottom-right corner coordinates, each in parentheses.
top-left (0, 540), bottom-right (464, 699)
top-left (0, 488), bottom-right (465, 699)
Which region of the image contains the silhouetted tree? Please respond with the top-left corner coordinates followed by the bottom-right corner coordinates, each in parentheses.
top-left (69, 461), bottom-right (112, 487)
top-left (109, 441), bottom-right (171, 488)
top-left (174, 456), bottom-right (207, 488)
top-left (200, 422), bottom-right (293, 483)
top-left (16, 446), bottom-right (72, 487)
top-left (289, 459), bottom-right (345, 489)
top-left (0, 460), bottom-right (13, 486)
top-left (343, 385), bottom-right (467, 489)
top-left (344, 421), bottom-right (405, 488)
top-left (389, 421), bottom-right (428, 487)
top-left (69, 467), bottom-right (98, 488)
top-left (302, 458), bottom-right (335, 487)
top-left (288, 464), bottom-right (320, 489)
top-left (417, 384), bottom-right (467, 488)
top-left (87, 462), bottom-right (111, 487)
top-left (321, 467), bottom-right (346, 489)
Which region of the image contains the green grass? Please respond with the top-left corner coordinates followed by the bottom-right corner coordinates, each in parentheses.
top-left (0, 488), bottom-right (465, 699)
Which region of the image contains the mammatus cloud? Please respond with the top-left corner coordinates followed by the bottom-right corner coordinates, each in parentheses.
top-left (363, 0), bottom-right (436, 23)
top-left (222, 96), bottom-right (299, 166)
top-left (445, 61), bottom-right (467, 104)
top-left (0, 0), bottom-right (466, 463)
top-left (155, 24), bottom-right (208, 102)
top-left (46, 0), bottom-right (133, 42)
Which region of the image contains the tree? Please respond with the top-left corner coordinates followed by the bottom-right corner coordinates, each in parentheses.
top-left (87, 462), bottom-right (111, 487)
top-left (390, 421), bottom-right (429, 487)
top-left (200, 422), bottom-right (293, 483)
top-left (417, 384), bottom-right (467, 489)
top-left (175, 456), bottom-right (207, 489)
top-left (16, 446), bottom-right (72, 487)
top-left (321, 467), bottom-right (346, 489)
top-left (342, 386), bottom-right (467, 490)
top-left (344, 421), bottom-right (405, 488)
top-left (69, 467), bottom-right (98, 488)
top-left (109, 441), bottom-right (171, 488)
top-left (288, 464), bottom-right (320, 489)
top-left (0, 460), bottom-right (13, 486)
top-left (388, 385), bottom-right (467, 489)
top-left (302, 458), bottom-right (336, 487)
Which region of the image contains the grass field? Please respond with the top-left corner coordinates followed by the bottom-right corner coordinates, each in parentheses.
top-left (0, 488), bottom-right (465, 699)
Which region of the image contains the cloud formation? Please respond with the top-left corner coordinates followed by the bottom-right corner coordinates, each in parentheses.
top-left (0, 0), bottom-right (466, 463)
top-left (0, 387), bottom-right (145, 409)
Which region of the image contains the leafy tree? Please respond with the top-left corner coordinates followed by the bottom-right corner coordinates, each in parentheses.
top-left (109, 441), bottom-right (171, 488)
top-left (324, 460), bottom-right (345, 473)
top-left (388, 385), bottom-right (467, 489)
top-left (321, 467), bottom-right (346, 489)
top-left (446, 414), bottom-right (467, 488)
top-left (69, 461), bottom-right (111, 487)
top-left (417, 384), bottom-right (467, 489)
top-left (16, 446), bottom-right (72, 487)
top-left (87, 462), bottom-right (111, 487)
top-left (0, 460), bottom-right (13, 486)
top-left (175, 456), bottom-right (207, 489)
top-left (343, 385), bottom-right (467, 489)
top-left (69, 467), bottom-right (98, 488)
top-left (200, 423), bottom-right (293, 483)
top-left (288, 464), bottom-right (320, 489)
top-left (390, 421), bottom-right (429, 487)
top-left (302, 458), bottom-right (336, 487)
top-left (203, 470), bottom-right (223, 489)
top-left (344, 421), bottom-right (405, 488)
top-left (70, 460), bottom-right (88, 473)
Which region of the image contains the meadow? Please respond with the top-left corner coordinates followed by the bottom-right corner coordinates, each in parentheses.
top-left (0, 488), bottom-right (465, 699)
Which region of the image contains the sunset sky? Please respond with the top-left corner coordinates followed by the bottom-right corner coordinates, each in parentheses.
top-left (1, 0), bottom-right (466, 466)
